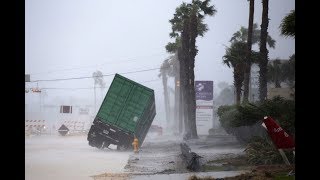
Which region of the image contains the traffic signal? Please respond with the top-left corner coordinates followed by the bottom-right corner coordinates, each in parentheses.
top-left (176, 80), bottom-right (180, 87)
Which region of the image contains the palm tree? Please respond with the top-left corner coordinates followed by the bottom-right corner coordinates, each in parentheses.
top-left (166, 0), bottom-right (216, 139)
top-left (166, 39), bottom-right (185, 134)
top-left (223, 42), bottom-right (247, 104)
top-left (187, 0), bottom-right (216, 139)
top-left (167, 3), bottom-right (190, 133)
top-left (243, 0), bottom-right (255, 103)
top-left (92, 71), bottom-right (105, 114)
top-left (168, 53), bottom-right (181, 134)
top-left (159, 59), bottom-right (171, 128)
top-left (280, 10), bottom-right (295, 38)
top-left (259, 0), bottom-right (270, 101)
top-left (230, 23), bottom-right (275, 103)
top-left (230, 24), bottom-right (275, 48)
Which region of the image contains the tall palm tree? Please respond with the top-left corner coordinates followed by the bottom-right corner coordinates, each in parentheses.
top-left (159, 59), bottom-right (171, 128)
top-left (243, 0), bottom-right (255, 103)
top-left (187, 0), bottom-right (216, 139)
top-left (166, 41), bottom-right (188, 135)
top-left (259, 0), bottom-right (270, 101)
top-left (168, 53), bottom-right (182, 134)
top-left (280, 10), bottom-right (295, 38)
top-left (166, 0), bottom-right (216, 139)
top-left (167, 3), bottom-right (190, 133)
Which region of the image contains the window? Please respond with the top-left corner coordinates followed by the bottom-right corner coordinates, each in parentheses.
top-left (60, 105), bottom-right (72, 114)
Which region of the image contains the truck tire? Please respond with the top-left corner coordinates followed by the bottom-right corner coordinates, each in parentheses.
top-left (88, 139), bottom-right (103, 149)
top-left (96, 141), bottom-right (103, 149)
top-left (101, 141), bottom-right (110, 149)
top-left (88, 140), bottom-right (95, 147)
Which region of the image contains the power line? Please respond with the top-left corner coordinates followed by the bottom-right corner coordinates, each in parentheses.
top-left (29, 52), bottom-right (166, 75)
top-left (28, 67), bottom-right (164, 83)
top-left (28, 79), bottom-right (161, 90)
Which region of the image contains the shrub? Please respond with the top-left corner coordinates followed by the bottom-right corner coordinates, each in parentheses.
top-left (217, 96), bottom-right (295, 135)
top-left (244, 136), bottom-right (295, 165)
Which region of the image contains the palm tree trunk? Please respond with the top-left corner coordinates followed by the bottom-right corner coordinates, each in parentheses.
top-left (179, 47), bottom-right (188, 132)
top-left (181, 18), bottom-right (191, 134)
top-left (234, 64), bottom-right (244, 105)
top-left (275, 80), bottom-right (281, 88)
top-left (243, 0), bottom-right (255, 103)
top-left (173, 63), bottom-right (180, 134)
top-left (176, 77), bottom-right (182, 134)
top-left (162, 72), bottom-right (170, 128)
top-left (188, 10), bottom-right (198, 139)
top-left (188, 64), bottom-right (198, 138)
top-left (234, 75), bottom-right (241, 105)
top-left (259, 0), bottom-right (269, 101)
top-left (176, 50), bottom-right (183, 134)
top-left (236, 86), bottom-right (241, 104)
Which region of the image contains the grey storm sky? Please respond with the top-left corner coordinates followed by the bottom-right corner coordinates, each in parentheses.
top-left (25, 0), bottom-right (295, 121)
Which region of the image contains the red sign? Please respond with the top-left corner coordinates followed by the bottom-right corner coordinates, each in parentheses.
top-left (262, 116), bottom-right (295, 149)
top-left (196, 106), bottom-right (213, 109)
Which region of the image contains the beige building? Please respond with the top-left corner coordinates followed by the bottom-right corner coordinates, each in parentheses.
top-left (267, 87), bottom-right (294, 100)
top-left (250, 60), bottom-right (295, 101)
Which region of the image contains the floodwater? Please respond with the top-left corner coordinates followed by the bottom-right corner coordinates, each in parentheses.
top-left (25, 135), bottom-right (131, 180)
top-left (26, 133), bottom-right (247, 180)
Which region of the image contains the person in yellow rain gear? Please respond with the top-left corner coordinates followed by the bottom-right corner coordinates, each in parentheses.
top-left (132, 136), bottom-right (139, 153)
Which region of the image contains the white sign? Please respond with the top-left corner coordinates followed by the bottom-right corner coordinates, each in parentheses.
top-left (195, 81), bottom-right (213, 135)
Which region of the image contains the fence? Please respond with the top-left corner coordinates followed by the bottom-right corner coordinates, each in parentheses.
top-left (25, 120), bottom-right (47, 135)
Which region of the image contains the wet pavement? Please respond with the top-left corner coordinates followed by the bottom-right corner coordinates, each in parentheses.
top-left (26, 133), bottom-right (249, 180)
top-left (119, 134), bottom-right (248, 179)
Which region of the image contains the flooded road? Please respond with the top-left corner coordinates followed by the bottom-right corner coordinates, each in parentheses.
top-left (25, 135), bottom-right (130, 180)
top-left (26, 133), bottom-right (248, 180)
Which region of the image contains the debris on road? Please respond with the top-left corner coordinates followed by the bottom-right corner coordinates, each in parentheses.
top-left (180, 143), bottom-right (203, 172)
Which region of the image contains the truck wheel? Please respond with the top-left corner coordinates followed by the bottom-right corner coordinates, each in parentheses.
top-left (96, 142), bottom-right (103, 149)
top-left (88, 140), bottom-right (95, 147)
top-left (101, 141), bottom-right (110, 149)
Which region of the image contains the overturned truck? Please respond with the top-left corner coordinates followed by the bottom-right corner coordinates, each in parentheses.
top-left (87, 74), bottom-right (156, 150)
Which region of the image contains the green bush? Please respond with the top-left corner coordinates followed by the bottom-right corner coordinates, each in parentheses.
top-left (260, 96), bottom-right (295, 134)
top-left (217, 104), bottom-right (238, 117)
top-left (217, 96), bottom-right (295, 135)
top-left (217, 105), bottom-right (238, 133)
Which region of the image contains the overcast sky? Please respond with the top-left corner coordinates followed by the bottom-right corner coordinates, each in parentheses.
top-left (25, 0), bottom-right (295, 125)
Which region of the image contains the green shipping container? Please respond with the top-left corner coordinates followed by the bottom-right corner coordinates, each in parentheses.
top-left (87, 74), bottom-right (156, 150)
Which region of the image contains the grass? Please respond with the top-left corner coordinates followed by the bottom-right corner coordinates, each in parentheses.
top-left (202, 155), bottom-right (251, 172)
top-left (274, 172), bottom-right (295, 180)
